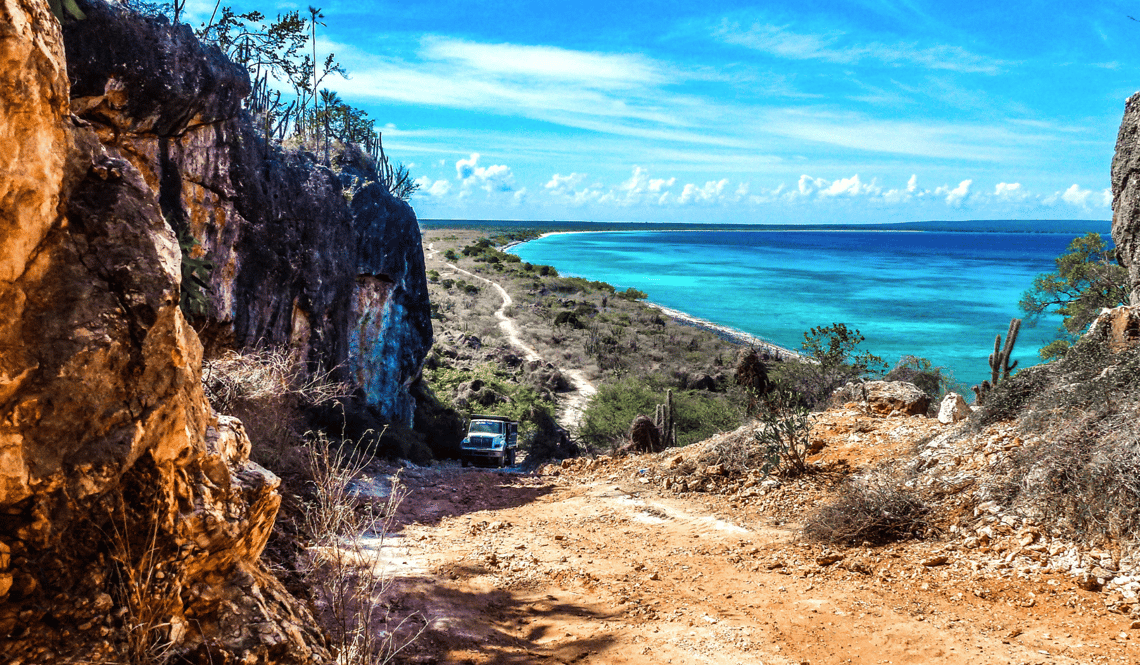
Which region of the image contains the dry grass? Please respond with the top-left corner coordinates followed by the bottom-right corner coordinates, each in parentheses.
top-left (203, 347), bottom-right (350, 473)
top-left (993, 413), bottom-right (1140, 542)
top-left (301, 432), bottom-right (425, 664)
top-left (803, 470), bottom-right (931, 546)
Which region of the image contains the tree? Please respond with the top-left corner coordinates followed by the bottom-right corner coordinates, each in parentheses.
top-left (774, 323), bottom-right (884, 408)
top-left (1019, 232), bottom-right (1129, 360)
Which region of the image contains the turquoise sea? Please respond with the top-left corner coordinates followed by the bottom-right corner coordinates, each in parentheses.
top-left (507, 221), bottom-right (1114, 389)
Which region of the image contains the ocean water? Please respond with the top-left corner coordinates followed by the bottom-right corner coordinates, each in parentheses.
top-left (509, 226), bottom-right (1112, 389)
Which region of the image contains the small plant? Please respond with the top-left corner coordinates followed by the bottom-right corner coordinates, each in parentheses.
top-left (803, 473), bottom-right (930, 545)
top-left (752, 389), bottom-right (812, 477)
top-left (176, 223), bottom-right (213, 319)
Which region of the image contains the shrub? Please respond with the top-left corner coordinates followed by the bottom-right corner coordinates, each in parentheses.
top-left (993, 414), bottom-right (1140, 541)
top-left (772, 323), bottom-right (884, 409)
top-left (616, 287), bottom-right (648, 301)
top-left (202, 347), bottom-right (348, 474)
top-left (301, 434), bottom-right (423, 663)
top-left (752, 389), bottom-right (812, 476)
top-left (804, 473), bottom-right (930, 545)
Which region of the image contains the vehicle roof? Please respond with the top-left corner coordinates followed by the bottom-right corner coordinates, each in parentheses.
top-left (470, 414), bottom-right (514, 422)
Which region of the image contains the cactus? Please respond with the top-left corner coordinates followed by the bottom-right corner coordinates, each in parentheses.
top-left (972, 318), bottom-right (1021, 405)
top-left (654, 389), bottom-right (676, 448)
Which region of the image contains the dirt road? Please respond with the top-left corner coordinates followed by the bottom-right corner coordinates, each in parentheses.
top-left (379, 463), bottom-right (1137, 665)
top-left (426, 242), bottom-right (597, 432)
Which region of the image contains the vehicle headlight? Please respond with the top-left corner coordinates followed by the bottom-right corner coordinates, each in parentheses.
top-left (493, 439), bottom-right (504, 449)
top-left (461, 438), bottom-right (469, 447)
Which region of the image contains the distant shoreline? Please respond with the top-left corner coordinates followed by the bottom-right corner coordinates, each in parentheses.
top-left (506, 231), bottom-right (804, 360)
top-left (645, 303), bottom-right (803, 361)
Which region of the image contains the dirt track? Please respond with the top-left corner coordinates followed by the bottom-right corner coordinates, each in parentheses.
top-left (379, 463), bottom-right (1139, 665)
top-left (425, 242), bottom-right (597, 432)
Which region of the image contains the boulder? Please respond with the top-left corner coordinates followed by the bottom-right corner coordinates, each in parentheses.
top-left (832, 381), bottom-right (930, 416)
top-left (937, 392), bottom-right (971, 424)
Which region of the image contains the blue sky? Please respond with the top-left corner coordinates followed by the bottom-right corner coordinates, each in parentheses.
top-left (184, 0), bottom-right (1138, 223)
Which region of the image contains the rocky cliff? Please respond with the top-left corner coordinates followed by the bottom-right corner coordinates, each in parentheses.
top-left (1113, 92), bottom-right (1140, 305)
top-left (62, 0), bottom-right (431, 425)
top-left (0, 0), bottom-right (431, 661)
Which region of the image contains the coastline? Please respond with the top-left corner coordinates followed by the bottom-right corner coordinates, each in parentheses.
top-left (646, 303), bottom-right (804, 361)
top-left (507, 232), bottom-right (804, 361)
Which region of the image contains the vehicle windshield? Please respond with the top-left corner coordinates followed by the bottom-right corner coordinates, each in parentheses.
top-left (469, 421), bottom-right (504, 434)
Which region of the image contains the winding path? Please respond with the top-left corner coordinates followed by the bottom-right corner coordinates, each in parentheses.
top-left (426, 244), bottom-right (597, 432)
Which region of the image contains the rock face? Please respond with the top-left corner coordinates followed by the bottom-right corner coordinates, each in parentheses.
top-left (1, 0), bottom-right (432, 661)
top-left (1112, 92), bottom-right (1140, 305)
top-left (1, 2), bottom-right (329, 661)
top-left (62, 0), bottom-right (431, 425)
top-left (832, 381), bottom-right (930, 417)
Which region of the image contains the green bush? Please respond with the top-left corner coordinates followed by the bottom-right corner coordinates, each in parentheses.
top-left (616, 287), bottom-right (648, 301)
top-left (579, 378), bottom-right (746, 451)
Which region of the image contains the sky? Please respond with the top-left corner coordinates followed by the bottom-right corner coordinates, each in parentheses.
top-left (180, 0), bottom-right (1140, 224)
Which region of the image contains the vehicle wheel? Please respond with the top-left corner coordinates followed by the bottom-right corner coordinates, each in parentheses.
top-left (507, 450), bottom-right (516, 466)
top-left (461, 458), bottom-right (469, 468)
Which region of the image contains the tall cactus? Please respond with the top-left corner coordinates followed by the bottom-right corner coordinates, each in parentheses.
top-left (654, 389), bottom-right (676, 448)
top-left (972, 318), bottom-right (1021, 405)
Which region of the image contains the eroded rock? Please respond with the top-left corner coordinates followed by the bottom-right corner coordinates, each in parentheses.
top-left (832, 381), bottom-right (930, 416)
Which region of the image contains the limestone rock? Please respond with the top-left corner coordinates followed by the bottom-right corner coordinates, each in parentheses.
top-left (937, 392), bottom-right (971, 424)
top-left (832, 381), bottom-right (930, 416)
top-left (1, 1), bottom-right (331, 661)
top-left (1112, 92), bottom-right (1140, 305)
top-left (1087, 305), bottom-right (1140, 353)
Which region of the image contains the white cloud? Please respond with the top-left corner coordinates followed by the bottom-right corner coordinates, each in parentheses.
top-left (906, 174), bottom-right (917, 192)
top-left (713, 18), bottom-right (1001, 74)
top-left (455, 153), bottom-right (515, 193)
top-left (678, 179), bottom-right (730, 204)
top-left (994, 182), bottom-right (1024, 199)
top-left (428, 179), bottom-right (452, 196)
top-left (938, 179), bottom-right (972, 206)
top-left (545, 172), bottom-right (589, 195)
top-left (1054, 184), bottom-right (1112, 208)
top-left (421, 36), bottom-right (664, 87)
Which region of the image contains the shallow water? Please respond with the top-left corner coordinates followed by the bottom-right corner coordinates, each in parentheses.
top-left (510, 227), bottom-right (1107, 388)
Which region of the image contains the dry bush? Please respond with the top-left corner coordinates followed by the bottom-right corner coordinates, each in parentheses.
top-left (301, 432), bottom-right (424, 664)
top-left (994, 414), bottom-right (1140, 542)
top-left (203, 347), bottom-right (349, 473)
top-left (804, 472), bottom-right (930, 546)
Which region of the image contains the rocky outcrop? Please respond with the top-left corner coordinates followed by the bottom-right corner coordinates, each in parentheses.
top-left (1112, 92), bottom-right (1140, 305)
top-left (1, 2), bottom-right (330, 660)
top-left (832, 381), bottom-right (931, 417)
top-left (2, 0), bottom-right (434, 661)
top-left (62, 0), bottom-right (431, 425)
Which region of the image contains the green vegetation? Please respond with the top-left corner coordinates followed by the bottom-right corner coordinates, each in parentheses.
top-left (424, 362), bottom-right (557, 448)
top-left (116, 1), bottom-right (420, 198)
top-left (176, 223), bottom-right (213, 318)
top-left (771, 323), bottom-right (885, 408)
top-left (752, 390), bottom-right (812, 477)
top-left (882, 355), bottom-right (956, 402)
top-left (1020, 232), bottom-right (1129, 360)
top-left (578, 378), bottom-right (746, 452)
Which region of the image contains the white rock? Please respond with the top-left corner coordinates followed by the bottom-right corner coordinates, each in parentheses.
top-left (938, 392), bottom-right (971, 424)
